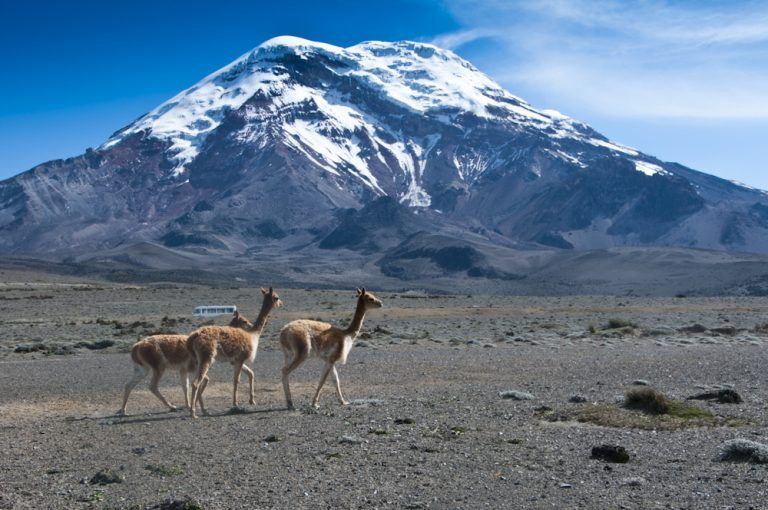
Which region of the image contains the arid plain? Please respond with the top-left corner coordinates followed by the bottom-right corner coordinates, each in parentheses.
top-left (0, 269), bottom-right (767, 509)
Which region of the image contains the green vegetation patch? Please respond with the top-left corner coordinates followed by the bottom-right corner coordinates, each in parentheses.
top-left (543, 387), bottom-right (746, 431)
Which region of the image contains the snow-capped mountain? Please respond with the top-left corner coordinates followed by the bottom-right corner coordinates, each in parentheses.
top-left (2, 36), bottom-right (768, 280)
top-left (101, 36), bottom-right (664, 208)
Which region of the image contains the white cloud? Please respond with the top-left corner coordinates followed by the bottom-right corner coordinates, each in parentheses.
top-left (436, 0), bottom-right (768, 119)
top-left (429, 28), bottom-right (499, 50)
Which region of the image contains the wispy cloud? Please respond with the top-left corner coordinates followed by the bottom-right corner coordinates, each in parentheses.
top-left (429, 28), bottom-right (498, 50)
top-left (435, 0), bottom-right (768, 119)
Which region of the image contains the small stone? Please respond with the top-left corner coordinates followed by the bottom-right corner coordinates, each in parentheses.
top-left (499, 390), bottom-right (535, 401)
top-left (338, 435), bottom-right (364, 445)
top-left (559, 483), bottom-right (572, 489)
top-left (14, 343), bottom-right (44, 354)
top-left (569, 395), bottom-right (588, 403)
top-left (89, 470), bottom-right (123, 485)
top-left (621, 477), bottom-right (645, 487)
top-left (591, 445), bottom-right (630, 463)
top-left (719, 439), bottom-right (768, 464)
top-left (688, 388), bottom-right (742, 404)
top-left (679, 324), bottom-right (707, 333)
top-left (630, 379), bottom-right (650, 386)
top-left (645, 327), bottom-right (675, 336)
top-left (263, 434), bottom-right (280, 443)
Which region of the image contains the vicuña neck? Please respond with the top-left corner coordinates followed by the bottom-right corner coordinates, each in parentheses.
top-left (344, 298), bottom-right (367, 337)
top-left (251, 300), bottom-right (273, 335)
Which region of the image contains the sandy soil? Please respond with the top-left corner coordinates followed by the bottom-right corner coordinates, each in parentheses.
top-left (0, 272), bottom-right (767, 509)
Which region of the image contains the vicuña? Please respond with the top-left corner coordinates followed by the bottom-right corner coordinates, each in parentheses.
top-left (187, 287), bottom-right (282, 418)
top-left (280, 287), bottom-right (382, 409)
top-left (119, 334), bottom-right (201, 416)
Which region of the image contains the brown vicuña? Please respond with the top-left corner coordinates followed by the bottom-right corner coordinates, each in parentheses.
top-left (280, 287), bottom-right (382, 409)
top-left (119, 334), bottom-right (203, 416)
top-left (187, 287), bottom-right (282, 418)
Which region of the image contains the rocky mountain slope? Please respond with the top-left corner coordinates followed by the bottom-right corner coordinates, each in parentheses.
top-left (1, 36), bottom-right (767, 291)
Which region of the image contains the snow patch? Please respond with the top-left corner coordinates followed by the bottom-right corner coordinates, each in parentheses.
top-left (586, 138), bottom-right (639, 156)
top-left (633, 160), bottom-right (668, 177)
top-left (729, 179), bottom-right (768, 195)
top-left (544, 149), bottom-right (586, 168)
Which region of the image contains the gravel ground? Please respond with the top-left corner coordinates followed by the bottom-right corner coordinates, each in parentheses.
top-left (0, 272), bottom-right (767, 509)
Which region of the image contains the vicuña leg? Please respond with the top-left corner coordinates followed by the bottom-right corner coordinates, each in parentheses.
top-left (241, 364), bottom-right (255, 405)
top-left (196, 376), bottom-right (209, 416)
top-left (332, 366), bottom-right (349, 406)
top-left (311, 362), bottom-right (334, 408)
top-left (179, 370), bottom-right (190, 409)
top-left (119, 364), bottom-right (149, 415)
top-left (232, 361), bottom-right (244, 407)
top-left (281, 348), bottom-right (307, 410)
top-left (190, 360), bottom-right (212, 418)
top-left (148, 367), bottom-right (176, 411)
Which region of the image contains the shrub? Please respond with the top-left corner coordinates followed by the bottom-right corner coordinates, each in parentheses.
top-left (624, 387), bottom-right (670, 414)
top-left (607, 318), bottom-right (635, 330)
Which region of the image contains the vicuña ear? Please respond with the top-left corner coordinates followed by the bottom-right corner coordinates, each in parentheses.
top-left (233, 311), bottom-right (240, 318)
top-left (355, 287), bottom-right (363, 296)
top-left (261, 287), bottom-right (268, 295)
top-left (269, 286), bottom-right (274, 293)
top-left (360, 287), bottom-right (366, 295)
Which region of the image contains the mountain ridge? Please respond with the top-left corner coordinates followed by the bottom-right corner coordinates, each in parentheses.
top-left (2, 35), bottom-right (768, 293)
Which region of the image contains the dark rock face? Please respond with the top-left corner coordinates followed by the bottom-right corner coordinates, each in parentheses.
top-left (319, 196), bottom-right (429, 252)
top-left (1, 36), bottom-right (768, 276)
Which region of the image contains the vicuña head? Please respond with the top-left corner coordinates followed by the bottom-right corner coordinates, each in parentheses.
top-left (229, 287), bottom-right (283, 331)
top-left (187, 286), bottom-right (283, 418)
top-left (280, 286), bottom-right (383, 409)
top-left (356, 287), bottom-right (383, 311)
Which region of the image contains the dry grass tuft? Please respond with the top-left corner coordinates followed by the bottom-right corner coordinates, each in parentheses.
top-left (624, 387), bottom-right (670, 414)
top-left (574, 403), bottom-right (736, 431)
top-left (546, 387), bottom-right (743, 431)
top-left (606, 318), bottom-right (636, 330)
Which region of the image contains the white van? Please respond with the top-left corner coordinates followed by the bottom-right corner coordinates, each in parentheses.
top-left (193, 305), bottom-right (237, 317)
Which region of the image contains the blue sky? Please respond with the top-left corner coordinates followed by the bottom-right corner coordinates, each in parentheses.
top-left (1, 0), bottom-right (766, 188)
